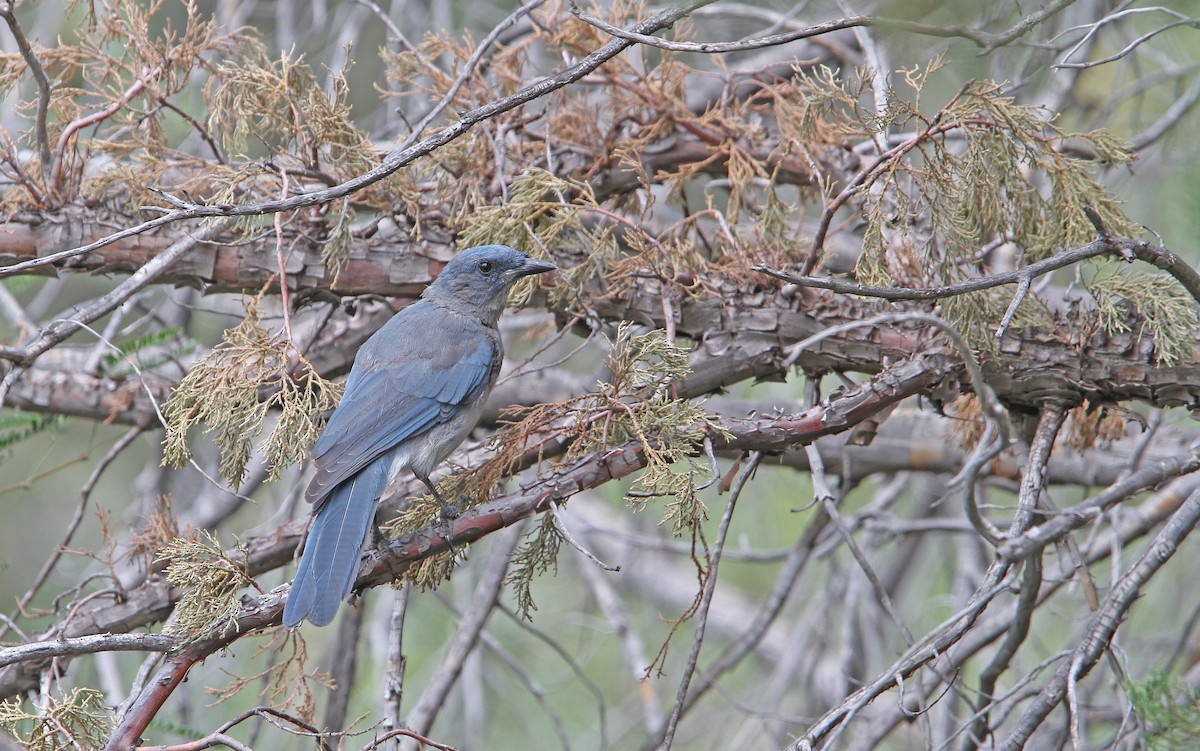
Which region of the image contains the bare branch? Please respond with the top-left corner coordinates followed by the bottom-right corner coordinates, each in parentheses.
top-left (0, 426), bottom-right (145, 640)
top-left (400, 0), bottom-right (546, 150)
top-left (0, 633), bottom-right (176, 669)
top-left (757, 235), bottom-right (1136, 302)
top-left (569, 1), bottom-right (1076, 54)
top-left (962, 556), bottom-right (1044, 751)
top-left (1056, 10), bottom-right (1199, 70)
top-left (402, 527), bottom-right (520, 741)
top-left (998, 448), bottom-right (1200, 562)
top-left (0, 1), bottom-right (53, 183)
top-left (0, 218), bottom-right (236, 372)
top-left (661, 452), bottom-right (760, 750)
top-left (0, 0), bottom-right (709, 279)
top-left (996, 488), bottom-right (1200, 750)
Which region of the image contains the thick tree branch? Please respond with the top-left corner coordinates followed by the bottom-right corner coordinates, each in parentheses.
top-left (9, 257), bottom-right (1200, 420)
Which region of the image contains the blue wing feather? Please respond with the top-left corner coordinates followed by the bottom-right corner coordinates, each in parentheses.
top-left (286, 301), bottom-right (499, 626)
top-left (306, 301), bottom-right (498, 509)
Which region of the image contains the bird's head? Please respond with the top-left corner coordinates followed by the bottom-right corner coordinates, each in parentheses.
top-left (423, 245), bottom-right (556, 322)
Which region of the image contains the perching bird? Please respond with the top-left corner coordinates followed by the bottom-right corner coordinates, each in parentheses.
top-left (283, 245), bottom-right (556, 627)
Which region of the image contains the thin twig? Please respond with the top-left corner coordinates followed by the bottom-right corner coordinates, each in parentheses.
top-left (570, 1), bottom-right (1074, 54)
top-left (50, 60), bottom-right (171, 194)
top-left (400, 0), bottom-right (546, 150)
top-left (787, 566), bottom-right (1019, 750)
top-left (137, 707), bottom-right (327, 751)
top-left (0, 0), bottom-right (711, 280)
top-left (472, 624), bottom-right (573, 751)
top-left (573, 540), bottom-right (659, 736)
top-left (756, 236), bottom-right (1126, 302)
top-left (672, 504), bottom-right (825, 715)
top-left (496, 599), bottom-right (612, 748)
top-left (660, 452), bottom-right (760, 751)
top-left (350, 0), bottom-right (415, 50)
top-left (153, 95), bottom-right (226, 163)
top-left (1056, 18), bottom-right (1200, 69)
top-left (994, 273), bottom-right (1030, 339)
top-left (0, 426), bottom-right (144, 640)
top-left (996, 489), bottom-right (1200, 751)
top-left (796, 103), bottom-right (966, 275)
top-left (695, 435), bottom-right (720, 492)
top-left (549, 503), bottom-right (620, 571)
top-left (273, 169), bottom-right (294, 343)
top-left (951, 422), bottom-right (1007, 545)
top-left (0, 2), bottom-right (53, 181)
top-left (810, 444), bottom-right (916, 646)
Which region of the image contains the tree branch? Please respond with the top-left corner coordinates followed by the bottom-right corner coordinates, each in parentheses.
top-left (0, 218), bottom-right (235, 370)
top-left (0, 357), bottom-right (933, 701)
top-left (755, 231), bottom-right (1199, 307)
top-left (996, 488), bottom-right (1200, 751)
top-left (0, 632), bottom-right (176, 669)
top-left (569, 1), bottom-right (1076, 54)
top-left (0, 0), bottom-right (709, 279)
top-left (0, 2), bottom-right (53, 186)
top-left (998, 448), bottom-right (1200, 562)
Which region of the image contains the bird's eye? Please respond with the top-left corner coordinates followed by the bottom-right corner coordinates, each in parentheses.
top-left (478, 260), bottom-right (493, 274)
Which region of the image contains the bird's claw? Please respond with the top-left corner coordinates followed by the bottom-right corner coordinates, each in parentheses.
top-left (435, 500), bottom-right (461, 556)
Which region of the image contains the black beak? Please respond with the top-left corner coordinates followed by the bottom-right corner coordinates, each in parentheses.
top-left (515, 256), bottom-right (557, 277)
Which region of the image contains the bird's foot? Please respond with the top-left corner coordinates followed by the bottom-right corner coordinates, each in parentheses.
top-left (418, 476), bottom-right (462, 556)
top-left (435, 499), bottom-right (461, 556)
top-left (436, 498), bottom-right (462, 523)
top-left (370, 521), bottom-right (390, 548)
top-left (369, 524), bottom-right (405, 584)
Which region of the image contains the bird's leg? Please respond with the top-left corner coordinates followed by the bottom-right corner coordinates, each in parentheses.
top-left (369, 514), bottom-right (389, 549)
top-left (418, 474), bottom-right (460, 552)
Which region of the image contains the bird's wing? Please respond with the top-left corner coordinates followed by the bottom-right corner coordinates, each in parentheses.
top-left (306, 307), bottom-right (497, 509)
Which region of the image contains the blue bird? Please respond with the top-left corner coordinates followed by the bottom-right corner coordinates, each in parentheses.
top-left (283, 245), bottom-right (556, 627)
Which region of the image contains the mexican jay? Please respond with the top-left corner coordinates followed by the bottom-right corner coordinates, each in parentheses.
top-left (283, 245), bottom-right (556, 627)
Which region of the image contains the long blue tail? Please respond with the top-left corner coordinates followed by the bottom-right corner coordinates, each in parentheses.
top-left (283, 459), bottom-right (388, 627)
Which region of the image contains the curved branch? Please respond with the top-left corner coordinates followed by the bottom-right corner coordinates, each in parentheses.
top-left (570, 0), bottom-right (1076, 54)
top-left (0, 0), bottom-right (708, 279)
top-left (996, 488), bottom-right (1200, 750)
top-left (756, 232), bottom-right (1200, 308)
top-left (0, 2), bottom-right (53, 184)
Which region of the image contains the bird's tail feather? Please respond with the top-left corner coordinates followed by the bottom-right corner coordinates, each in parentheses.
top-left (283, 459), bottom-right (388, 627)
